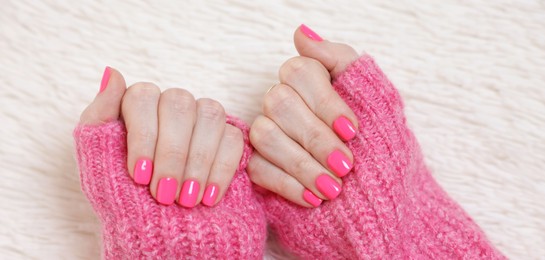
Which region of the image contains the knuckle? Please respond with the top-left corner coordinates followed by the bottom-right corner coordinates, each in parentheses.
top-left (189, 148), bottom-right (213, 165)
top-left (279, 57), bottom-right (321, 82)
top-left (162, 143), bottom-right (187, 160)
top-left (246, 157), bottom-right (260, 180)
top-left (127, 82), bottom-right (161, 98)
top-left (290, 152), bottom-right (311, 177)
top-left (133, 127), bottom-right (157, 145)
top-left (160, 88), bottom-right (196, 114)
top-left (249, 116), bottom-right (277, 148)
top-left (338, 43), bottom-right (358, 56)
top-left (162, 88), bottom-right (195, 102)
top-left (313, 91), bottom-right (334, 114)
top-left (263, 84), bottom-right (298, 117)
top-left (273, 171), bottom-right (292, 194)
top-left (224, 124), bottom-right (243, 142)
top-left (124, 82), bottom-right (161, 108)
top-left (303, 127), bottom-right (326, 152)
top-left (213, 158), bottom-right (235, 175)
top-left (279, 57), bottom-right (307, 81)
top-left (197, 98), bottom-right (225, 120)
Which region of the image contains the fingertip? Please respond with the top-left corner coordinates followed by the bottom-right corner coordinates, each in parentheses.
top-left (79, 66), bottom-right (127, 125)
top-left (99, 66), bottom-right (127, 98)
top-left (179, 178), bottom-right (201, 208)
top-left (303, 189), bottom-right (323, 207)
top-left (298, 24), bottom-right (324, 42)
top-left (294, 25), bottom-right (359, 78)
top-left (333, 115), bottom-right (358, 142)
top-left (98, 66), bottom-right (111, 93)
top-left (202, 183), bottom-right (220, 207)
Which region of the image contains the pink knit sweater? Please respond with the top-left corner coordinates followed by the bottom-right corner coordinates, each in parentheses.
top-left (74, 117), bottom-right (267, 259)
top-left (73, 55), bottom-right (505, 259)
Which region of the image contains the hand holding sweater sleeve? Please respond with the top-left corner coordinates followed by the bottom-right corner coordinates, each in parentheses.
top-left (73, 117), bottom-right (266, 259)
top-left (260, 55), bottom-right (506, 259)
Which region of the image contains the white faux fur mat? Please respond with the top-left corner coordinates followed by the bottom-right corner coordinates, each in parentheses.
top-left (1, 1), bottom-right (544, 259)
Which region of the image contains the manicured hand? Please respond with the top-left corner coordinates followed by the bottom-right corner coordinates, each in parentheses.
top-left (248, 25), bottom-right (360, 207)
top-left (79, 69), bottom-right (243, 207)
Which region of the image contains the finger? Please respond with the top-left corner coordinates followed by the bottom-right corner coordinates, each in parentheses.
top-left (248, 152), bottom-right (323, 208)
top-left (80, 66), bottom-right (127, 125)
top-left (263, 83), bottom-right (353, 178)
top-left (121, 82), bottom-right (161, 187)
top-left (151, 88), bottom-right (196, 205)
top-left (182, 98), bottom-right (226, 208)
top-left (294, 24), bottom-right (359, 78)
top-left (250, 115), bottom-right (342, 200)
top-left (279, 56), bottom-right (359, 141)
top-left (202, 124), bottom-right (244, 207)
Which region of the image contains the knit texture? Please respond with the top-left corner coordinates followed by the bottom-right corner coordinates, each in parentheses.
top-left (259, 55), bottom-right (506, 259)
top-left (73, 116), bottom-right (267, 259)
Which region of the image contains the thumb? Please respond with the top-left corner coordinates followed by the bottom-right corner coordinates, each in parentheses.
top-left (294, 24), bottom-right (359, 78)
top-left (79, 66), bottom-right (127, 125)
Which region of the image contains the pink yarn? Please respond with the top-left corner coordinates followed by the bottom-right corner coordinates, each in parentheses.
top-left (259, 55), bottom-right (506, 259)
top-left (73, 116), bottom-right (267, 259)
top-left (73, 54), bottom-right (505, 259)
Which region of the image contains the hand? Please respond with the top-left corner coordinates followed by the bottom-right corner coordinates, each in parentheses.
top-left (248, 25), bottom-right (360, 207)
top-left (79, 68), bottom-right (243, 207)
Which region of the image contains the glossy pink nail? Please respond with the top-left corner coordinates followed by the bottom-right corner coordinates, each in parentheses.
top-left (99, 66), bottom-right (111, 93)
top-left (303, 189), bottom-right (323, 207)
top-left (327, 150), bottom-right (353, 177)
top-left (300, 24), bottom-right (323, 42)
top-left (202, 184), bottom-right (219, 207)
top-left (179, 179), bottom-right (200, 208)
top-left (134, 158), bottom-right (153, 185)
top-left (156, 177), bottom-right (177, 205)
top-left (316, 174), bottom-right (341, 200)
top-left (333, 116), bottom-right (357, 141)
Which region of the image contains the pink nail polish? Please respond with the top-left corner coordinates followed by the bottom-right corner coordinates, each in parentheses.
top-left (134, 158), bottom-right (153, 185)
top-left (316, 174), bottom-right (341, 200)
top-left (202, 184), bottom-right (219, 207)
top-left (156, 177), bottom-right (177, 205)
top-left (327, 150), bottom-right (353, 177)
top-left (333, 116), bottom-right (357, 141)
top-left (300, 24), bottom-right (323, 42)
top-left (99, 66), bottom-right (112, 93)
top-left (303, 189), bottom-right (323, 207)
top-left (179, 179), bottom-right (200, 208)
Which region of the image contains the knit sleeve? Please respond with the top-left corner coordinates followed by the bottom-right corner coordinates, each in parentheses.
top-left (261, 54), bottom-right (506, 259)
top-left (72, 119), bottom-right (266, 259)
top-left (332, 54), bottom-right (406, 132)
top-left (73, 120), bottom-right (129, 215)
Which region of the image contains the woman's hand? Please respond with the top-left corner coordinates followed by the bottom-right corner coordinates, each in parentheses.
top-left (248, 25), bottom-right (360, 207)
top-left (79, 68), bottom-right (243, 207)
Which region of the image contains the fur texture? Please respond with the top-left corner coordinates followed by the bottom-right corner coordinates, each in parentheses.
top-left (0, 0), bottom-right (543, 259)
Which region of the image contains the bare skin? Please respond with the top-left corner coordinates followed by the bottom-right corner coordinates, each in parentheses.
top-left (248, 25), bottom-right (360, 207)
top-left (80, 72), bottom-right (243, 207)
top-left (79, 25), bottom-right (359, 209)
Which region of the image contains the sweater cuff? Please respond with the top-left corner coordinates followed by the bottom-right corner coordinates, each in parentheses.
top-left (332, 54), bottom-right (404, 117)
top-left (73, 120), bottom-right (129, 207)
top-left (226, 115), bottom-right (253, 173)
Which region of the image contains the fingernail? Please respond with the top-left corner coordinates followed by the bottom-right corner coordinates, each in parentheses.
top-left (134, 158), bottom-right (153, 185)
top-left (179, 179), bottom-right (200, 208)
top-left (99, 66), bottom-right (112, 93)
top-left (333, 116), bottom-right (357, 141)
top-left (303, 189), bottom-right (323, 207)
top-left (156, 177), bottom-right (177, 205)
top-left (300, 24), bottom-right (323, 42)
top-left (316, 174), bottom-right (341, 200)
top-left (202, 184), bottom-right (219, 207)
top-left (327, 150), bottom-right (353, 177)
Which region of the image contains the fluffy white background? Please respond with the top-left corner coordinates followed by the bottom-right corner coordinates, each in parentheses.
top-left (1, 0), bottom-right (544, 259)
